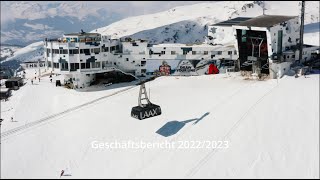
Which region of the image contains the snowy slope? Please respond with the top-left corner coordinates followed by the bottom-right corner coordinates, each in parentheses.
top-left (94, 1), bottom-right (319, 44)
top-left (304, 22), bottom-right (320, 46)
top-left (1, 41), bottom-right (44, 63)
top-left (1, 70), bottom-right (319, 178)
top-left (0, 45), bottom-right (22, 62)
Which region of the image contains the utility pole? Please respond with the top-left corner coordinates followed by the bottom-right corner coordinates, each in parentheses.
top-left (38, 59), bottom-right (41, 77)
top-left (299, 1), bottom-right (305, 63)
top-left (0, 118), bottom-right (3, 179)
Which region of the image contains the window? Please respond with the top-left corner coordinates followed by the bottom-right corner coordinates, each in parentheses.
top-left (192, 51), bottom-right (196, 55)
top-left (110, 46), bottom-right (115, 51)
top-left (183, 51), bottom-right (187, 55)
top-left (59, 49), bottom-right (68, 54)
top-left (70, 63), bottom-right (76, 71)
top-left (241, 30), bottom-right (247, 42)
top-left (70, 63), bottom-right (79, 71)
top-left (161, 51), bottom-right (165, 55)
top-left (217, 51), bottom-right (222, 55)
top-left (95, 62), bottom-right (100, 68)
top-left (93, 48), bottom-right (100, 54)
top-left (292, 55), bottom-right (295, 58)
top-left (69, 49), bottom-right (79, 54)
top-left (80, 49), bottom-right (90, 55)
top-left (53, 63), bottom-right (59, 68)
top-left (234, 50), bottom-right (237, 55)
top-left (61, 63), bottom-right (68, 70)
top-left (204, 51), bottom-right (208, 55)
top-left (81, 63), bottom-right (86, 69)
top-left (171, 51), bottom-right (176, 55)
top-left (92, 62), bottom-right (100, 68)
top-left (75, 63), bottom-right (79, 70)
top-left (228, 51), bottom-right (232, 55)
top-left (86, 62), bottom-right (90, 69)
top-left (102, 47), bottom-right (109, 52)
top-left (84, 49), bottom-right (90, 55)
top-left (53, 49), bottom-right (59, 54)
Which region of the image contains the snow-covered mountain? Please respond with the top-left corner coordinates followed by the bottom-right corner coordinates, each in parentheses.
top-left (2, 1), bottom-right (319, 68)
top-left (0, 45), bottom-right (22, 62)
top-left (0, 1), bottom-right (124, 46)
top-left (94, 1), bottom-right (319, 44)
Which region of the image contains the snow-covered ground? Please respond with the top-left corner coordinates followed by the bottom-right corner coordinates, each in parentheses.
top-left (1, 70), bottom-right (319, 178)
top-left (0, 68), bottom-right (139, 132)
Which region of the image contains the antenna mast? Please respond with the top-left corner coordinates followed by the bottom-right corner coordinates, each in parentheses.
top-left (299, 1), bottom-right (305, 63)
top-left (262, 1), bottom-right (266, 15)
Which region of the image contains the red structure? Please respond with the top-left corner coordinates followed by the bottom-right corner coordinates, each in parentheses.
top-left (159, 61), bottom-right (171, 76)
top-left (208, 64), bottom-right (219, 74)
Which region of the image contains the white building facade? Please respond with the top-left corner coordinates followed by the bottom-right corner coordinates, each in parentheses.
top-left (43, 15), bottom-right (319, 87)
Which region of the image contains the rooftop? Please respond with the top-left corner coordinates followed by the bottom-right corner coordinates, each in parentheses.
top-left (236, 15), bottom-right (297, 27)
top-left (211, 17), bottom-right (252, 26)
top-left (64, 32), bottom-right (101, 37)
top-left (6, 77), bottom-right (23, 81)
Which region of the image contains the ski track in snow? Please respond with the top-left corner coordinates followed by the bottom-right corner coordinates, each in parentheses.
top-left (185, 80), bottom-right (279, 178)
top-left (129, 78), bottom-right (259, 178)
top-left (1, 85), bottom-right (138, 140)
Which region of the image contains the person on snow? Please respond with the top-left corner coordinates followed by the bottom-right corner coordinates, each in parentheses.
top-left (60, 170), bottom-right (64, 178)
top-left (31, 79), bottom-right (33, 85)
top-left (60, 168), bottom-right (71, 177)
top-left (38, 78), bottom-right (40, 82)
